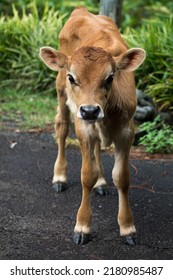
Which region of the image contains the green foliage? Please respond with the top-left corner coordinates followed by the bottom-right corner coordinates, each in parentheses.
top-left (0, 2), bottom-right (65, 94)
top-left (122, 0), bottom-right (173, 29)
top-left (56, 0), bottom-right (99, 15)
top-left (139, 115), bottom-right (173, 154)
top-left (0, 0), bottom-right (99, 17)
top-left (123, 16), bottom-right (173, 111)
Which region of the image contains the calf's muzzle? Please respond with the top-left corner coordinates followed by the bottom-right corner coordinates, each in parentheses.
top-left (80, 105), bottom-right (101, 120)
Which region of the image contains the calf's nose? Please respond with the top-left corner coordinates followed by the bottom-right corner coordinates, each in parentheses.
top-left (80, 105), bottom-right (101, 120)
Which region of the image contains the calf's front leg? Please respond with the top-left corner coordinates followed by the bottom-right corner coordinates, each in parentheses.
top-left (73, 122), bottom-right (99, 244)
top-left (53, 72), bottom-right (70, 192)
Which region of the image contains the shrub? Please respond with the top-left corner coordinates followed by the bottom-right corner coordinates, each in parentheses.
top-left (123, 16), bottom-right (173, 111)
top-left (122, 0), bottom-right (173, 29)
top-left (0, 0), bottom-right (99, 17)
top-left (138, 115), bottom-right (173, 153)
top-left (0, 2), bottom-right (65, 94)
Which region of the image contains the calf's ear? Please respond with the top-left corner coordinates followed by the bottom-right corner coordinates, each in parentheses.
top-left (39, 47), bottom-right (68, 71)
top-left (115, 48), bottom-right (146, 72)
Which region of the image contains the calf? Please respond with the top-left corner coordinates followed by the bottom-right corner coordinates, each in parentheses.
top-left (39, 7), bottom-right (146, 245)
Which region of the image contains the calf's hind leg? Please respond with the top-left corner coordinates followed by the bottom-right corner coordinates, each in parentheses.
top-left (112, 124), bottom-right (136, 245)
top-left (93, 140), bottom-right (108, 196)
top-left (53, 72), bottom-right (70, 192)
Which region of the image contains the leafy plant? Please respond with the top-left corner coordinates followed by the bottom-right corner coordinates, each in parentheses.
top-left (56, 0), bottom-right (99, 15)
top-left (122, 0), bottom-right (173, 29)
top-left (0, 0), bottom-right (99, 17)
top-left (0, 2), bottom-right (65, 95)
top-left (123, 16), bottom-right (173, 111)
top-left (138, 115), bottom-right (173, 153)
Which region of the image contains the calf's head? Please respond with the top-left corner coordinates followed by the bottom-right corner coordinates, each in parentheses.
top-left (39, 46), bottom-right (145, 122)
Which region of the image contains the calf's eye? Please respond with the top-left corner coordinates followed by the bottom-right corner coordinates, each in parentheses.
top-left (67, 74), bottom-right (76, 85)
top-left (106, 75), bottom-right (113, 84)
top-left (102, 74), bottom-right (114, 88)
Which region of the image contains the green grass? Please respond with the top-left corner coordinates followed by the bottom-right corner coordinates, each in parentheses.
top-left (0, 89), bottom-right (57, 130)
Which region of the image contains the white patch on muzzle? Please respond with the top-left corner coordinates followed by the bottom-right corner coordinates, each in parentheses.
top-left (66, 96), bottom-right (78, 114)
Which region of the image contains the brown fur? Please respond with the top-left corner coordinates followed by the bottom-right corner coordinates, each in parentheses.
top-left (39, 7), bottom-right (146, 244)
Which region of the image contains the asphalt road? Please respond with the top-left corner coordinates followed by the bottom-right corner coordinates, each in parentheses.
top-left (0, 132), bottom-right (172, 260)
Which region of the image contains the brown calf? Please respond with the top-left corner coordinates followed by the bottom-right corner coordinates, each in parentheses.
top-left (39, 7), bottom-right (146, 245)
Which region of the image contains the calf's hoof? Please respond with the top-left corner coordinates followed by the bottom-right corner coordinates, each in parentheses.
top-left (94, 185), bottom-right (108, 196)
top-left (53, 181), bottom-right (67, 193)
top-left (122, 235), bottom-right (137, 246)
top-left (73, 232), bottom-right (90, 245)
